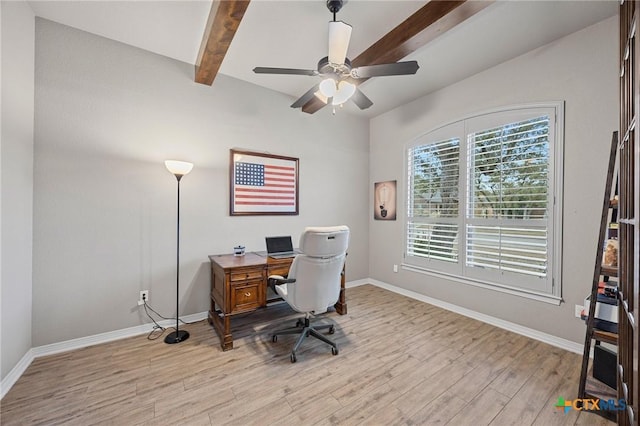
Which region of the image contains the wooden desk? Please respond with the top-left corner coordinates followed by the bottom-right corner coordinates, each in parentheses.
top-left (207, 252), bottom-right (347, 350)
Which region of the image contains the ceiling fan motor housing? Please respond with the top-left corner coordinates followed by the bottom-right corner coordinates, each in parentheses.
top-left (326, 0), bottom-right (344, 15)
top-left (318, 56), bottom-right (351, 75)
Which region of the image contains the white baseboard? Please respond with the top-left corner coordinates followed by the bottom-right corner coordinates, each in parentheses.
top-left (0, 348), bottom-right (35, 400)
top-left (1, 311), bottom-right (208, 400)
top-left (345, 278), bottom-right (369, 288)
top-left (364, 279), bottom-right (584, 355)
top-left (31, 311), bottom-right (208, 358)
top-left (1, 279), bottom-right (367, 399)
top-left (2, 278), bottom-right (583, 400)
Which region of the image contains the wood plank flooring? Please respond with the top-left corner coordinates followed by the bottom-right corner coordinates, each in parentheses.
top-left (1, 284), bottom-right (614, 425)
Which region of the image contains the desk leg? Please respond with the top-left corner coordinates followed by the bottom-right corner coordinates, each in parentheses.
top-left (208, 310), bottom-right (234, 351)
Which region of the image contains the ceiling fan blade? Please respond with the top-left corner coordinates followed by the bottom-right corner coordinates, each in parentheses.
top-left (328, 21), bottom-right (352, 65)
top-left (253, 67), bottom-right (318, 76)
top-left (291, 84), bottom-right (322, 109)
top-left (351, 88), bottom-right (373, 110)
top-left (350, 61), bottom-right (419, 79)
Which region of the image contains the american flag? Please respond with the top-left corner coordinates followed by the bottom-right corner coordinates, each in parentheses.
top-left (233, 159), bottom-right (297, 212)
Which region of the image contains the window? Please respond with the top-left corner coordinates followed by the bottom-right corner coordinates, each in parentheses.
top-left (405, 104), bottom-right (563, 303)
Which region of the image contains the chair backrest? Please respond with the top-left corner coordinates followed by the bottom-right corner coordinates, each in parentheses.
top-left (285, 226), bottom-right (350, 314)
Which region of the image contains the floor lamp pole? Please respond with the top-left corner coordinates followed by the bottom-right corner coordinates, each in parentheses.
top-left (164, 160), bottom-right (193, 344)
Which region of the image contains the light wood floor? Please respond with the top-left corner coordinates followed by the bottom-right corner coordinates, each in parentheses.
top-left (1, 284), bottom-right (614, 425)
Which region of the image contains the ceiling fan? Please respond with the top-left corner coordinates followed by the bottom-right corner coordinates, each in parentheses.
top-left (253, 0), bottom-right (420, 113)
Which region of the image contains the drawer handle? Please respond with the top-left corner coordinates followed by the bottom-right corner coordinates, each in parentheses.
top-left (244, 292), bottom-right (251, 297)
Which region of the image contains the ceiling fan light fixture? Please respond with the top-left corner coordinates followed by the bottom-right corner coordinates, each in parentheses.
top-left (319, 78), bottom-right (337, 97)
top-left (332, 80), bottom-right (356, 105)
top-left (314, 90), bottom-right (329, 104)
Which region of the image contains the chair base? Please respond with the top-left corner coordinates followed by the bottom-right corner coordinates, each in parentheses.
top-left (272, 316), bottom-right (338, 362)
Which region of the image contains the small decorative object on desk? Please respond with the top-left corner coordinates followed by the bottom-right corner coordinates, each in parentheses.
top-left (234, 245), bottom-right (245, 256)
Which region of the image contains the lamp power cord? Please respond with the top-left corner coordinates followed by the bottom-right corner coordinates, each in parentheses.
top-left (141, 300), bottom-right (192, 341)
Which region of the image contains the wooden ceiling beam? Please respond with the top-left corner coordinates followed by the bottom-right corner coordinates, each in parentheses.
top-left (302, 0), bottom-right (494, 114)
top-left (195, 0), bottom-right (250, 86)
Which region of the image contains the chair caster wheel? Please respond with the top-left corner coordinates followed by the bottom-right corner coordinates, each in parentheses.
top-left (296, 319), bottom-right (303, 327)
top-left (332, 347), bottom-right (338, 356)
top-left (328, 326), bottom-right (335, 334)
top-left (290, 353), bottom-right (297, 363)
top-left (272, 335), bottom-right (277, 342)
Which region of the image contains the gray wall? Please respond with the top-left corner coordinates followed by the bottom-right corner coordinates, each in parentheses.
top-left (32, 19), bottom-right (369, 346)
top-left (1, 0), bottom-right (35, 380)
top-left (369, 16), bottom-right (618, 344)
top-left (1, 0), bottom-right (35, 381)
top-left (0, 7), bottom-right (619, 383)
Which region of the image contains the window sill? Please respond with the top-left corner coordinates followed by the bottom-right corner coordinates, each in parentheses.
top-left (401, 263), bottom-right (562, 305)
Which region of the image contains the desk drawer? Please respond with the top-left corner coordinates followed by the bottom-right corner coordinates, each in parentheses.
top-left (230, 269), bottom-right (263, 282)
top-left (230, 281), bottom-right (261, 313)
top-left (268, 265), bottom-right (290, 278)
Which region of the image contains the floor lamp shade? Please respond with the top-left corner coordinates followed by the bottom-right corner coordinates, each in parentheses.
top-left (165, 160), bottom-right (193, 179)
top-left (164, 160), bottom-right (193, 344)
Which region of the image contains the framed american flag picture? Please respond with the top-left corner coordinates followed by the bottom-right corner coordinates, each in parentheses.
top-left (229, 149), bottom-right (299, 215)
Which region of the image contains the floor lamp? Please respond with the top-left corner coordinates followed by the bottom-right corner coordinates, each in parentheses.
top-left (164, 160), bottom-right (194, 344)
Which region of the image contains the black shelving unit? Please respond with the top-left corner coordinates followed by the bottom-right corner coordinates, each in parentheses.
top-left (577, 132), bottom-right (619, 416)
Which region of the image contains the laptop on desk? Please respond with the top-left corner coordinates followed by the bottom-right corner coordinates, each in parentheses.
top-left (265, 236), bottom-right (300, 259)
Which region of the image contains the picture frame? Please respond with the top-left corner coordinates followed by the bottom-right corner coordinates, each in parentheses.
top-left (230, 149), bottom-right (299, 216)
top-left (374, 180), bottom-right (397, 220)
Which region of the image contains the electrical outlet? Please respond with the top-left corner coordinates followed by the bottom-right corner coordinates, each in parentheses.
top-left (575, 304), bottom-right (583, 318)
top-left (393, 264), bottom-right (398, 273)
top-left (138, 290), bottom-right (149, 306)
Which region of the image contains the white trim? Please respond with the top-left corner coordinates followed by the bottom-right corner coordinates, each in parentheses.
top-left (345, 278), bottom-right (369, 288)
top-left (365, 278), bottom-right (581, 354)
top-left (0, 278), bottom-right (371, 398)
top-left (0, 349), bottom-right (35, 400)
top-left (406, 101), bottom-right (566, 141)
top-left (1, 311), bottom-right (207, 399)
top-left (552, 103), bottom-right (565, 298)
top-left (31, 311), bottom-right (208, 358)
top-left (1, 276), bottom-right (577, 400)
top-left (401, 263), bottom-right (562, 305)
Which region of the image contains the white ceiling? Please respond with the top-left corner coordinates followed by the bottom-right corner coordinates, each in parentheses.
top-left (28, 0), bottom-right (618, 118)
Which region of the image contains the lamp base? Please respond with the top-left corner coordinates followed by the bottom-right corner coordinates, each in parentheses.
top-left (164, 330), bottom-right (190, 344)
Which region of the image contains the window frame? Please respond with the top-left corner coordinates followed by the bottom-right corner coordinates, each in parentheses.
top-left (403, 102), bottom-right (564, 304)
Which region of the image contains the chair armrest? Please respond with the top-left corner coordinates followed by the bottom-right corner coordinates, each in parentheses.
top-left (268, 275), bottom-right (296, 285)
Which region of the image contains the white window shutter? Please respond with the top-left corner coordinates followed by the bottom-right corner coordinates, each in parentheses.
top-left (404, 103), bottom-right (562, 300)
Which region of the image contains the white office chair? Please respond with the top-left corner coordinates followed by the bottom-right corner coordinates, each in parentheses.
top-left (268, 225), bottom-right (350, 363)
